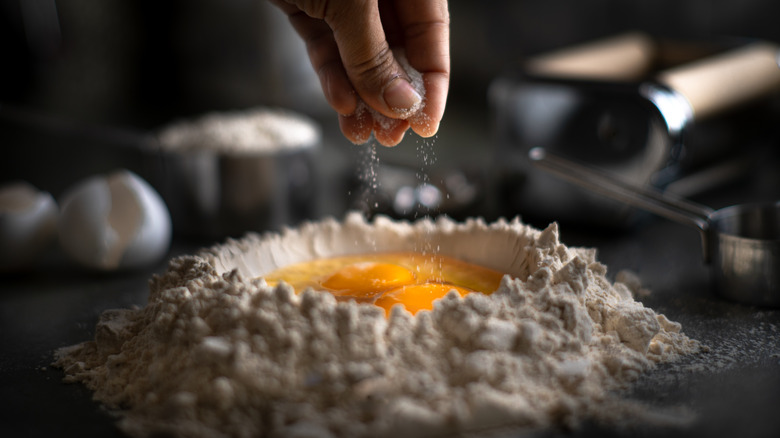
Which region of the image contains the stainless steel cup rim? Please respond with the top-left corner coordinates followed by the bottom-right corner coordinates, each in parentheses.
top-left (529, 147), bottom-right (780, 307)
top-left (709, 201), bottom-right (780, 241)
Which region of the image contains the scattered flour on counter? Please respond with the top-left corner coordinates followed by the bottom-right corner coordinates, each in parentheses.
top-left (157, 107), bottom-right (320, 154)
top-left (54, 213), bottom-right (704, 438)
top-left (649, 316), bottom-right (778, 377)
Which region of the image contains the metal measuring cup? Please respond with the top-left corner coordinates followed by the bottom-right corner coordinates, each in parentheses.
top-left (529, 147), bottom-right (780, 307)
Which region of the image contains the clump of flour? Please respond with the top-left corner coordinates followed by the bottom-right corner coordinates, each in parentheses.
top-left (54, 213), bottom-right (703, 438)
top-left (157, 107), bottom-right (320, 154)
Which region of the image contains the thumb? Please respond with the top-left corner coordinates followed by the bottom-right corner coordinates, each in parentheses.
top-left (324, 1), bottom-right (422, 118)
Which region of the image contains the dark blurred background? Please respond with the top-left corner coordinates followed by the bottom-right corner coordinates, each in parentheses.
top-left (2, 0), bottom-right (780, 227)
top-left (2, 0), bottom-right (779, 129)
top-left (2, 7), bottom-right (780, 437)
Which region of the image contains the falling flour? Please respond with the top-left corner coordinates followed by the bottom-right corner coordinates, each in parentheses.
top-left (54, 213), bottom-right (703, 438)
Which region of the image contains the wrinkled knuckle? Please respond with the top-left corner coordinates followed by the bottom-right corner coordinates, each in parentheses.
top-left (405, 18), bottom-right (449, 42)
top-left (349, 45), bottom-right (397, 91)
top-left (292, 0), bottom-right (329, 18)
top-left (322, 0), bottom-right (362, 23)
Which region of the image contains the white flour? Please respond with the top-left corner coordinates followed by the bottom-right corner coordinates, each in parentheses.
top-left (157, 107), bottom-right (320, 154)
top-left (55, 213), bottom-right (703, 437)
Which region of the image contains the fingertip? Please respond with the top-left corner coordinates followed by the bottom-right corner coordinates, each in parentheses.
top-left (374, 118), bottom-right (410, 147)
top-left (410, 72), bottom-right (448, 137)
top-left (339, 111), bottom-right (373, 144)
top-left (410, 116), bottom-right (440, 138)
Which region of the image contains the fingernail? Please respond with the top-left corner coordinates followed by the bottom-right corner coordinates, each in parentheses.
top-left (383, 78), bottom-right (422, 113)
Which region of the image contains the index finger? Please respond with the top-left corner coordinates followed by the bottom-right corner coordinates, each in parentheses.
top-left (393, 0), bottom-right (450, 137)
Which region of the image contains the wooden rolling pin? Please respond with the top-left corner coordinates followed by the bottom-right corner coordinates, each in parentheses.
top-left (658, 42), bottom-right (780, 120)
top-left (527, 34), bottom-right (780, 120)
top-left (525, 32), bottom-right (656, 81)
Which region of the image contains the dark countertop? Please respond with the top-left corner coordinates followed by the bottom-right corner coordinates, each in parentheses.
top-left (1, 106), bottom-right (779, 438)
top-left (2, 209), bottom-right (779, 438)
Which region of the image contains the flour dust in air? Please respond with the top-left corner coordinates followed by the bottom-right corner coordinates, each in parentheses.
top-left (355, 142), bottom-right (381, 251)
top-left (413, 134), bottom-right (443, 276)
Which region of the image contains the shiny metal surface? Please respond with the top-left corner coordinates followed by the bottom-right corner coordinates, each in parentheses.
top-left (490, 77), bottom-right (682, 228)
top-left (530, 147), bottom-right (780, 307)
top-left (154, 146), bottom-right (319, 240)
top-left (711, 203), bottom-right (780, 306)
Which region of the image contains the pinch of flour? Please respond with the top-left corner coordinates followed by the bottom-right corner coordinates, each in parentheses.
top-left (352, 49), bottom-right (427, 141)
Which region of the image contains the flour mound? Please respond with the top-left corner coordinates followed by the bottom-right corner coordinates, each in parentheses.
top-left (157, 107), bottom-right (320, 154)
top-left (55, 213), bottom-right (702, 437)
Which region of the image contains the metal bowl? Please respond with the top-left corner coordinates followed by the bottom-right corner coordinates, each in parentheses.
top-left (150, 108), bottom-right (321, 240)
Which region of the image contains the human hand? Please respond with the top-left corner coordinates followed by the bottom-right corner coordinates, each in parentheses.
top-left (269, 0), bottom-right (450, 146)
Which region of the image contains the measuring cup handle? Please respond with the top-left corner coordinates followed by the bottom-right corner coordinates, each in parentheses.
top-left (528, 148), bottom-right (717, 261)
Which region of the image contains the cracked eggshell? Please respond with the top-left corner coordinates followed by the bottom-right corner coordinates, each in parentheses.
top-left (0, 182), bottom-right (58, 271)
top-left (58, 170), bottom-right (172, 270)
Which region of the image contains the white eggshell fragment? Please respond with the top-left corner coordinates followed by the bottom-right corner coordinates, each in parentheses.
top-left (58, 170), bottom-right (172, 270)
top-left (0, 182), bottom-right (58, 271)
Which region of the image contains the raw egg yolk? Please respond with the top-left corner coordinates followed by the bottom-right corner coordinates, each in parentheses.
top-left (374, 283), bottom-right (472, 315)
top-left (321, 262), bottom-right (416, 299)
top-left (262, 252), bottom-right (506, 316)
